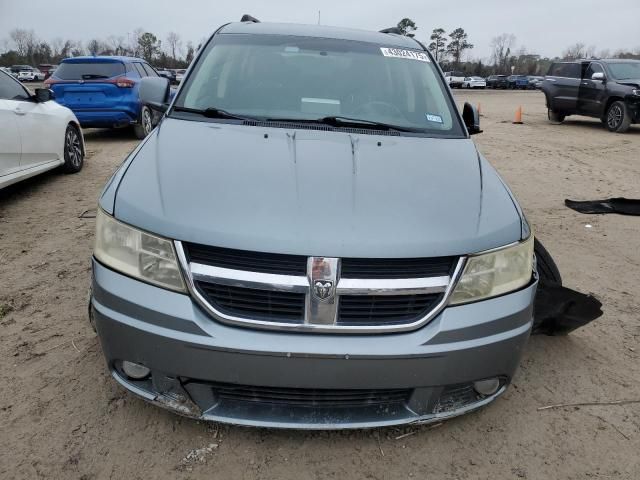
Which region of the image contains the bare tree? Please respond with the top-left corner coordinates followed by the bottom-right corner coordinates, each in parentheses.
top-left (107, 35), bottom-right (126, 55)
top-left (10, 29), bottom-right (37, 59)
top-left (166, 31), bottom-right (182, 63)
top-left (490, 33), bottom-right (516, 72)
top-left (562, 42), bottom-right (595, 60)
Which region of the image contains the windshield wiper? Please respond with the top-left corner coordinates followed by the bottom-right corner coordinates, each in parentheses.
top-left (172, 106), bottom-right (258, 121)
top-left (266, 115), bottom-right (417, 132)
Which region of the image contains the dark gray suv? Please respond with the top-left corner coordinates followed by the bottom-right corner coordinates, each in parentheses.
top-left (542, 59), bottom-right (640, 133)
top-left (90, 19), bottom-right (537, 429)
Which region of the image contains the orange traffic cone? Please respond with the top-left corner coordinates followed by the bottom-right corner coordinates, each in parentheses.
top-left (513, 106), bottom-right (523, 124)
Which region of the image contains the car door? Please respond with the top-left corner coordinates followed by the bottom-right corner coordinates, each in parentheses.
top-left (545, 63), bottom-right (580, 113)
top-left (0, 73), bottom-right (24, 177)
top-left (7, 84), bottom-right (62, 169)
top-left (578, 62), bottom-right (607, 117)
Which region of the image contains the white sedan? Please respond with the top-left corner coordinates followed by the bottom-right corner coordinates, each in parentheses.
top-left (1, 70), bottom-right (85, 190)
top-left (17, 69), bottom-right (45, 82)
top-left (462, 77), bottom-right (487, 89)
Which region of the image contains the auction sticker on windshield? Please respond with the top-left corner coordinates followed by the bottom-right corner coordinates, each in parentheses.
top-left (380, 47), bottom-right (429, 62)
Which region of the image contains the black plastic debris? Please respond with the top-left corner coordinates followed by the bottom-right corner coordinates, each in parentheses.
top-left (533, 281), bottom-right (603, 335)
top-left (565, 198), bottom-right (640, 216)
top-left (532, 239), bottom-right (603, 335)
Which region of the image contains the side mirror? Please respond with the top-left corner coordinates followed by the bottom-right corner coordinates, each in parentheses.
top-left (34, 88), bottom-right (54, 102)
top-left (462, 102), bottom-right (482, 135)
top-left (591, 72), bottom-right (606, 82)
top-left (140, 76), bottom-right (170, 112)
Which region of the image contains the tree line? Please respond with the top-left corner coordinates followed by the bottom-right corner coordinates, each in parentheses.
top-left (0, 28), bottom-right (197, 69)
top-left (395, 18), bottom-right (640, 76)
top-left (1, 24), bottom-right (639, 75)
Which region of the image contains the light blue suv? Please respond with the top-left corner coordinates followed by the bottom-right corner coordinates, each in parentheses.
top-left (90, 19), bottom-right (540, 428)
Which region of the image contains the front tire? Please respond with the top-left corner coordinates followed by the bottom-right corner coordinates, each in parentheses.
top-left (605, 101), bottom-right (631, 133)
top-left (133, 105), bottom-right (153, 139)
top-left (548, 109), bottom-right (565, 124)
top-left (62, 125), bottom-right (84, 173)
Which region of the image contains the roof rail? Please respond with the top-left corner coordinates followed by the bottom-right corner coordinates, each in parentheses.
top-left (379, 27), bottom-right (402, 35)
top-left (240, 14), bottom-right (260, 23)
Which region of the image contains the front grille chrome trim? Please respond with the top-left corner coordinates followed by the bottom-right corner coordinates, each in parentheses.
top-left (191, 263), bottom-right (309, 293)
top-left (336, 276), bottom-right (449, 296)
top-left (175, 240), bottom-right (466, 334)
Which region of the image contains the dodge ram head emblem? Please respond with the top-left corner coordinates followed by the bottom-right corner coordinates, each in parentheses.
top-left (313, 280), bottom-right (334, 301)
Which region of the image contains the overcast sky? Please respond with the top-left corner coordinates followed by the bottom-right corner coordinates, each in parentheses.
top-left (1, 0), bottom-right (638, 60)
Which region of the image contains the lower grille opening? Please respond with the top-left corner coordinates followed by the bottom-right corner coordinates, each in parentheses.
top-left (196, 283), bottom-right (305, 323)
top-left (209, 382), bottom-right (412, 408)
top-left (337, 293), bottom-right (443, 326)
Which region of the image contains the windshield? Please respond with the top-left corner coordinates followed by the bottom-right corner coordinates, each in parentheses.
top-left (607, 62), bottom-right (640, 80)
top-left (55, 61), bottom-right (125, 80)
top-left (173, 34), bottom-right (464, 137)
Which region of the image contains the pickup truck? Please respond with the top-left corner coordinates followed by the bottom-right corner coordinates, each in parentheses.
top-left (444, 71), bottom-right (466, 88)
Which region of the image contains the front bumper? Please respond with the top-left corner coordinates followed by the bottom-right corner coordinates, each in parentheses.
top-left (91, 259), bottom-right (536, 429)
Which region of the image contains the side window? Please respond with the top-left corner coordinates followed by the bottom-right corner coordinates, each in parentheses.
top-left (584, 63), bottom-right (603, 79)
top-left (0, 72), bottom-right (30, 101)
top-left (566, 64), bottom-right (581, 79)
top-left (133, 63), bottom-right (147, 77)
top-left (125, 63), bottom-right (138, 76)
top-left (548, 63), bottom-right (561, 76)
top-left (142, 63), bottom-right (158, 77)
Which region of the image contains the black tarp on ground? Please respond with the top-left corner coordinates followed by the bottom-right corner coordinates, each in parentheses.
top-left (565, 198), bottom-right (640, 216)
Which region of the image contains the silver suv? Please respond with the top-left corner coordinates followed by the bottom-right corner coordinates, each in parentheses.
top-left (90, 19), bottom-right (536, 429)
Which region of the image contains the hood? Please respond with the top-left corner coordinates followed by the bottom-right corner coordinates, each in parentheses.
top-left (618, 79), bottom-right (640, 88)
top-left (110, 118), bottom-right (523, 258)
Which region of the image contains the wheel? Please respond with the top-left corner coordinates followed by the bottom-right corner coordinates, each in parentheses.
top-left (605, 101), bottom-right (631, 133)
top-left (548, 109), bottom-right (565, 124)
top-left (134, 105), bottom-right (154, 139)
top-left (534, 238), bottom-right (562, 285)
top-left (62, 124), bottom-right (84, 173)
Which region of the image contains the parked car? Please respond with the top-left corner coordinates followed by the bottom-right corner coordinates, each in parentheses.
top-left (507, 75), bottom-right (529, 89)
top-left (486, 75), bottom-right (508, 89)
top-left (174, 69), bottom-right (186, 83)
top-left (527, 76), bottom-right (544, 89)
top-left (10, 64), bottom-right (33, 75)
top-left (157, 69), bottom-right (177, 84)
top-left (90, 18), bottom-right (542, 430)
top-left (45, 56), bottom-right (160, 138)
top-left (17, 69), bottom-right (45, 82)
top-left (0, 69), bottom-right (84, 189)
top-left (462, 76), bottom-right (486, 89)
top-left (541, 59), bottom-right (640, 133)
top-left (443, 71), bottom-right (465, 88)
top-left (38, 64), bottom-right (58, 79)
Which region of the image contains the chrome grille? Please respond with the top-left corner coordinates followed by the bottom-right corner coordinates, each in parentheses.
top-left (177, 241), bottom-right (463, 333)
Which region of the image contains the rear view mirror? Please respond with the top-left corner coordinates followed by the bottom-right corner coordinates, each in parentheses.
top-left (34, 88), bottom-right (54, 102)
top-left (462, 102), bottom-right (482, 135)
top-left (140, 76), bottom-right (170, 112)
top-left (591, 72), bottom-right (606, 82)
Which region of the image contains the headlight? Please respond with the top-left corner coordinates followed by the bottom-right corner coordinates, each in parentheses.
top-left (633, 89), bottom-right (640, 96)
top-left (94, 209), bottom-right (186, 292)
top-left (449, 236), bottom-right (534, 305)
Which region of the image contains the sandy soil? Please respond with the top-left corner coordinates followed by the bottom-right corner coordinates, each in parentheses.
top-left (1, 90), bottom-right (639, 480)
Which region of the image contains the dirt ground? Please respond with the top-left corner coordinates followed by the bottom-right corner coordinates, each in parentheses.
top-left (1, 90), bottom-right (639, 480)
